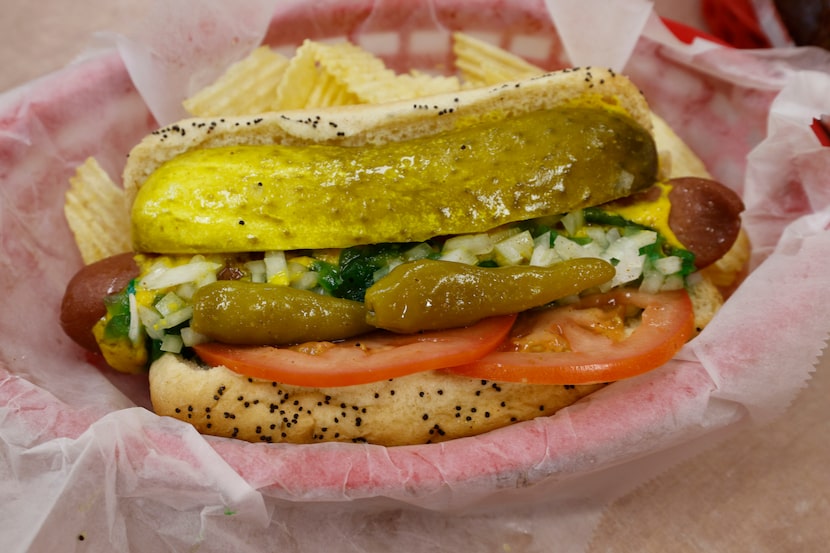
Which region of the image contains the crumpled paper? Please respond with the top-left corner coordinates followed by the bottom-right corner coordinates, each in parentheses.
top-left (1, 0), bottom-right (829, 551)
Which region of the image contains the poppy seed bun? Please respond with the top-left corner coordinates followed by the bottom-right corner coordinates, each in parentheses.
top-left (122, 67), bottom-right (652, 205)
top-left (149, 355), bottom-right (604, 445)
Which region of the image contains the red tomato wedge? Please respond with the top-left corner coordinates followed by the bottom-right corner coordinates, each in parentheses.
top-left (192, 314), bottom-right (516, 387)
top-left (446, 289), bottom-right (695, 384)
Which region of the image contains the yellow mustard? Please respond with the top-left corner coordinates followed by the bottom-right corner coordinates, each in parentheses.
top-left (601, 181), bottom-right (684, 248)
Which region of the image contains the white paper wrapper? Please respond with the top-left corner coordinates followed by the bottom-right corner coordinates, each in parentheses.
top-left (1, 0), bottom-right (829, 551)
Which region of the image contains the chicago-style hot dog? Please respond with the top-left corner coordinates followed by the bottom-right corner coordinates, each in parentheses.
top-left (60, 66), bottom-right (747, 446)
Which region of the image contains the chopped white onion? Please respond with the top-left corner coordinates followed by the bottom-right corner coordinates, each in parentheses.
top-left (404, 242), bottom-right (434, 261)
top-left (442, 233), bottom-right (493, 257)
top-left (661, 274), bottom-right (686, 291)
top-left (439, 248), bottom-right (479, 265)
top-left (560, 210), bottom-right (585, 235)
top-left (140, 260), bottom-right (222, 290)
top-left (155, 291), bottom-right (184, 317)
top-left (494, 230), bottom-right (534, 265)
top-left (639, 270), bottom-right (664, 294)
top-left (159, 306), bottom-right (193, 330)
top-left (160, 334), bottom-right (184, 354)
top-left (128, 292), bottom-right (141, 344)
top-left (180, 327), bottom-right (209, 347)
top-left (265, 250), bottom-right (289, 285)
top-left (175, 282), bottom-right (198, 301)
top-left (552, 235), bottom-right (602, 260)
top-left (137, 305), bottom-right (164, 340)
top-left (246, 259), bottom-right (267, 283)
top-left (291, 270), bottom-right (320, 290)
top-left (654, 255), bottom-right (683, 275)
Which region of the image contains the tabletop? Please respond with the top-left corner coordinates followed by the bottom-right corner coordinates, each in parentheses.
top-left (2, 1), bottom-right (828, 552)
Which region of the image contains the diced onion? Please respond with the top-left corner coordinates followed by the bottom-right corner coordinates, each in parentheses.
top-left (265, 251), bottom-right (289, 285)
top-left (159, 306), bottom-right (193, 330)
top-left (560, 210), bottom-right (585, 235)
top-left (246, 259), bottom-right (267, 283)
top-left (195, 271), bottom-right (218, 288)
top-left (292, 271), bottom-right (320, 290)
top-left (442, 233), bottom-right (493, 256)
top-left (487, 226), bottom-right (521, 244)
top-left (661, 274), bottom-right (685, 291)
top-left (615, 170), bottom-right (635, 193)
top-left (160, 334), bottom-right (184, 354)
top-left (553, 235), bottom-right (602, 260)
top-left (176, 282), bottom-right (198, 301)
top-left (639, 270), bottom-right (664, 294)
top-left (530, 232), bottom-right (563, 267)
top-left (128, 292), bottom-right (141, 344)
top-left (404, 243), bottom-right (435, 261)
top-left (289, 261), bottom-right (319, 290)
top-left (654, 255), bottom-right (683, 275)
top-left (137, 305), bottom-right (164, 340)
top-left (155, 291), bottom-right (184, 317)
top-left (140, 260), bottom-right (222, 290)
top-left (440, 248), bottom-right (479, 265)
top-left (585, 227), bottom-right (610, 248)
top-left (373, 258), bottom-right (405, 282)
top-left (494, 230), bottom-right (534, 265)
top-left (180, 327), bottom-right (209, 347)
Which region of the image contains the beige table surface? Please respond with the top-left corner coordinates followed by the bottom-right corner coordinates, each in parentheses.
top-left (2, 1), bottom-right (829, 552)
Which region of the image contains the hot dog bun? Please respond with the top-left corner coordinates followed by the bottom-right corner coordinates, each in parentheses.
top-left (149, 354), bottom-right (605, 445)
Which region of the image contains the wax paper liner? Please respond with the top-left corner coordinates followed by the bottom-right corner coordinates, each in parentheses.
top-left (1, 1), bottom-right (829, 551)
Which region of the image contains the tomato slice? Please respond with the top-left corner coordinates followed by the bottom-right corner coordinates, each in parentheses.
top-left (446, 289), bottom-right (694, 384)
top-left (192, 314), bottom-right (516, 387)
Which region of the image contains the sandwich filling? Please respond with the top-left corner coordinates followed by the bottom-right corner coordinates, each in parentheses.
top-left (95, 185), bottom-right (696, 375)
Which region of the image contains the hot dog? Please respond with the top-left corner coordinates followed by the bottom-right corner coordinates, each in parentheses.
top-left (60, 67), bottom-right (747, 446)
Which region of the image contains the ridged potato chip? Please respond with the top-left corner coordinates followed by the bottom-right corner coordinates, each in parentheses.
top-left (64, 158), bottom-right (131, 264)
top-left (363, 70), bottom-right (461, 104)
top-left (274, 40), bottom-right (359, 109)
top-left (275, 40), bottom-right (461, 108)
top-left (183, 46), bottom-right (290, 116)
top-left (452, 32), bottom-right (544, 88)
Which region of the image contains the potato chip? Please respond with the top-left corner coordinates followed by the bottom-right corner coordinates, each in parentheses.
top-left (275, 40), bottom-right (461, 108)
top-left (64, 157), bottom-right (131, 264)
top-left (452, 32), bottom-right (544, 88)
top-left (183, 46), bottom-right (290, 116)
top-left (274, 40), bottom-right (364, 109)
top-left (363, 70), bottom-right (461, 104)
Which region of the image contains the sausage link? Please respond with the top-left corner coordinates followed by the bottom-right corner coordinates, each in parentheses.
top-left (667, 177), bottom-right (745, 268)
top-left (60, 253), bottom-right (139, 352)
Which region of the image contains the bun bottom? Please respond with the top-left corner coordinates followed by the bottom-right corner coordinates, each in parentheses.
top-left (149, 274), bottom-right (732, 446)
top-left (149, 354), bottom-right (604, 446)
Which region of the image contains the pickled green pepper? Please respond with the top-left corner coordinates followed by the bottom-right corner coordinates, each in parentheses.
top-left (364, 258), bottom-right (616, 333)
top-left (190, 281), bottom-right (373, 345)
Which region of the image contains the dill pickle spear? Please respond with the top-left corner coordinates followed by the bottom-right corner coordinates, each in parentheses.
top-left (364, 258), bottom-right (616, 333)
top-left (132, 107), bottom-right (657, 254)
top-left (191, 281), bottom-right (373, 345)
